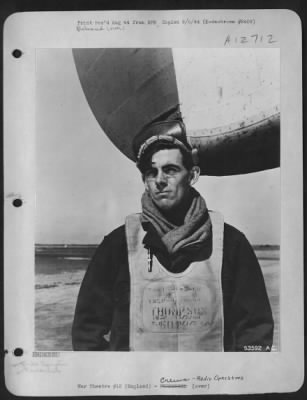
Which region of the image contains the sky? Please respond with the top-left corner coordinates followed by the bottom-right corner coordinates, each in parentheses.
top-left (36, 49), bottom-right (280, 245)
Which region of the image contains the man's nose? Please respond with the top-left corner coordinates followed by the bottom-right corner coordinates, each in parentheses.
top-left (156, 170), bottom-right (167, 187)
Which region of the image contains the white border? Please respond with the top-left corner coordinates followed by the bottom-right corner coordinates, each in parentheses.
top-left (4, 9), bottom-right (304, 395)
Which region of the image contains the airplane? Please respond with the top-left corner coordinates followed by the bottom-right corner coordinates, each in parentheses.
top-left (73, 48), bottom-right (280, 176)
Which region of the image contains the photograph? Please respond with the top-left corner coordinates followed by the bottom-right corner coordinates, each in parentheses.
top-left (4, 9), bottom-right (304, 396)
top-left (35, 47), bottom-right (280, 353)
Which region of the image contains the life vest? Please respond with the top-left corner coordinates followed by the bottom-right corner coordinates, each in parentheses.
top-left (125, 211), bottom-right (224, 351)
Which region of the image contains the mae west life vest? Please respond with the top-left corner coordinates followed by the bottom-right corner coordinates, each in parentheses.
top-left (125, 211), bottom-right (224, 352)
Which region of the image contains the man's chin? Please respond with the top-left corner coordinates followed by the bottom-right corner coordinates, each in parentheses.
top-left (153, 199), bottom-right (174, 212)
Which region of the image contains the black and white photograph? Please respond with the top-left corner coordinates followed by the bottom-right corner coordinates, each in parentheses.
top-left (3, 10), bottom-right (303, 396)
top-left (35, 48), bottom-right (280, 353)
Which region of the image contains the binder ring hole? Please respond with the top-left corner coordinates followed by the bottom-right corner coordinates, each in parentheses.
top-left (12, 49), bottom-right (22, 58)
top-left (13, 199), bottom-right (22, 207)
top-left (14, 348), bottom-right (23, 356)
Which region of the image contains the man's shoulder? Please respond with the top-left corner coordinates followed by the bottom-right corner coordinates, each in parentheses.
top-left (104, 224), bottom-right (126, 242)
top-left (210, 211), bottom-right (247, 242)
top-left (104, 214), bottom-right (141, 240)
top-left (223, 222), bottom-right (251, 249)
top-left (92, 225), bottom-right (127, 260)
top-left (224, 222), bottom-right (246, 239)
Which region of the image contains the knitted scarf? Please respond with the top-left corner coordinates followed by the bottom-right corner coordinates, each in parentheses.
top-left (141, 188), bottom-right (212, 255)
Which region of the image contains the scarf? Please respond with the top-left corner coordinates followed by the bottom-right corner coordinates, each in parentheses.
top-left (141, 188), bottom-right (212, 255)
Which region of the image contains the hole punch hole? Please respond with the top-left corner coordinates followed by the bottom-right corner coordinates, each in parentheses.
top-left (12, 49), bottom-right (22, 58)
top-left (12, 198), bottom-right (22, 207)
top-left (14, 348), bottom-right (23, 357)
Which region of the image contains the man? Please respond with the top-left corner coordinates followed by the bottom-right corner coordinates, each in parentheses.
top-left (72, 119), bottom-right (274, 352)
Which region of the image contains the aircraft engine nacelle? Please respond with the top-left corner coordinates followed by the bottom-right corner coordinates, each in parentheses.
top-left (73, 48), bottom-right (280, 176)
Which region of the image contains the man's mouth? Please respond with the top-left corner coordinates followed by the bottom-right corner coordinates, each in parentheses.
top-left (155, 191), bottom-right (170, 196)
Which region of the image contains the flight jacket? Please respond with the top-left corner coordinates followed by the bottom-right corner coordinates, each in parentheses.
top-left (72, 221), bottom-right (274, 351)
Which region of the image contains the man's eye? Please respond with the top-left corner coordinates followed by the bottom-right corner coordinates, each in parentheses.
top-left (145, 169), bottom-right (156, 178)
top-left (164, 167), bottom-right (177, 174)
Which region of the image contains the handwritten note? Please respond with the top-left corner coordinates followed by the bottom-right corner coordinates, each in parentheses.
top-left (224, 34), bottom-right (278, 46)
top-left (75, 374), bottom-right (244, 393)
top-left (12, 359), bottom-right (66, 375)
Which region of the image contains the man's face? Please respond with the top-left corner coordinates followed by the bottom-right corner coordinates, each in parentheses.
top-left (143, 148), bottom-right (194, 213)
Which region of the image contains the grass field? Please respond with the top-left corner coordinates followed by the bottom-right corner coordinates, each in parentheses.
top-left (35, 247), bottom-right (280, 351)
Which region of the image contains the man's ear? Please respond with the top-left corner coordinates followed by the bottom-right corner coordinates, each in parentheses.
top-left (144, 178), bottom-right (149, 191)
top-left (189, 166), bottom-right (200, 186)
